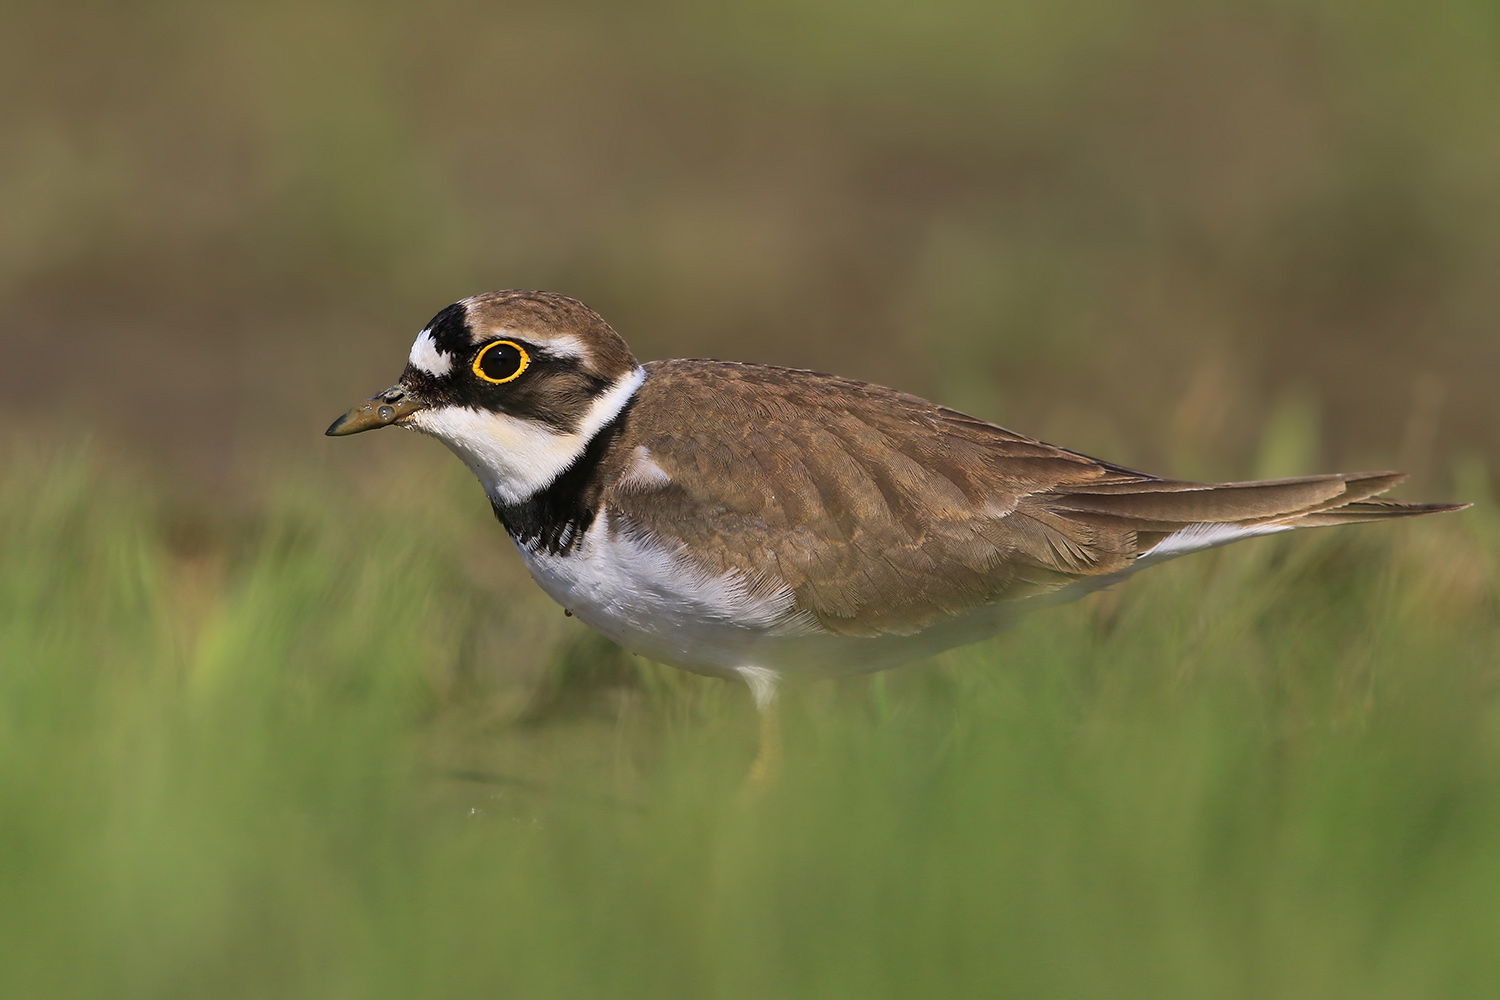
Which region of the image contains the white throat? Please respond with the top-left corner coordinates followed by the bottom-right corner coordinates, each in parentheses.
top-left (407, 366), bottom-right (646, 505)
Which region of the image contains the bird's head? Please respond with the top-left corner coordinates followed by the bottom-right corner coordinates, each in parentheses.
top-left (326, 291), bottom-right (643, 504)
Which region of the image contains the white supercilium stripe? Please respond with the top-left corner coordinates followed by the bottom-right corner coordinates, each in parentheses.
top-left (406, 366), bottom-right (646, 505)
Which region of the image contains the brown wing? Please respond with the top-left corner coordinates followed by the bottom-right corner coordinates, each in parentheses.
top-left (603, 360), bottom-right (1462, 637)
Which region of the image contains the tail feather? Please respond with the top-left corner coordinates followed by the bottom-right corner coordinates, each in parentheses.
top-left (1038, 470), bottom-right (1466, 565)
top-left (1048, 471), bottom-right (1416, 528)
top-left (1281, 498), bottom-right (1471, 528)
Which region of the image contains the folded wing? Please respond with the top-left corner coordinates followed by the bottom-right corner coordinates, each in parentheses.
top-left (606, 361), bottom-right (1465, 638)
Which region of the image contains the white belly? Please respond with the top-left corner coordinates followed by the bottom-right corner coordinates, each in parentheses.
top-left (511, 512), bottom-right (1038, 678)
top-left (512, 513), bottom-right (826, 676)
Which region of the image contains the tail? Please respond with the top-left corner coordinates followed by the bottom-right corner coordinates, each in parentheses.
top-left (1046, 471), bottom-right (1468, 564)
top-left (1276, 495), bottom-right (1470, 528)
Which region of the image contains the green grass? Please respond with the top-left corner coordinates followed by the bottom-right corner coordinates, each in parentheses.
top-left (2, 448), bottom-right (1497, 999)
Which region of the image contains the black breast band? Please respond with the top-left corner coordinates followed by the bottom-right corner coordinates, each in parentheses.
top-left (490, 397), bottom-right (635, 556)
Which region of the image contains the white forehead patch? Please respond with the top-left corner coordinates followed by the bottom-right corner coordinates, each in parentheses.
top-left (408, 329), bottom-right (454, 376)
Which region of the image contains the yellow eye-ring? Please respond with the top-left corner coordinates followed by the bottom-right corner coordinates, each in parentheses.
top-left (472, 340), bottom-right (529, 384)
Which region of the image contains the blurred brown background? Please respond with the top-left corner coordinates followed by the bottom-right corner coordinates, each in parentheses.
top-left (3, 0), bottom-right (1496, 498)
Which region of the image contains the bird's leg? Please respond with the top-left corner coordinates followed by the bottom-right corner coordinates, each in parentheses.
top-left (734, 666), bottom-right (782, 791)
top-left (746, 698), bottom-right (782, 790)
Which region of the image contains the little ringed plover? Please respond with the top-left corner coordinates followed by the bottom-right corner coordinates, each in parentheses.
top-left (328, 290), bottom-right (1466, 710)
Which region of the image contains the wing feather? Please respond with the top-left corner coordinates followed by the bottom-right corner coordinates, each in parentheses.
top-left (599, 360), bottom-right (1460, 637)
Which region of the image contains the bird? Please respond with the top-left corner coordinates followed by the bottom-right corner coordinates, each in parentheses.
top-left (327, 290), bottom-right (1465, 732)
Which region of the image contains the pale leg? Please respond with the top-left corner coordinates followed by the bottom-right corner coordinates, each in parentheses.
top-left (735, 666), bottom-right (781, 790)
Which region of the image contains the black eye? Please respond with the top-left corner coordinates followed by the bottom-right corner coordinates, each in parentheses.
top-left (472, 340), bottom-right (529, 384)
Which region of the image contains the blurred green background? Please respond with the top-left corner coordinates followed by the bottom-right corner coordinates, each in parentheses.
top-left (2, 1), bottom-right (1498, 997)
top-left (5, 0), bottom-right (1499, 484)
